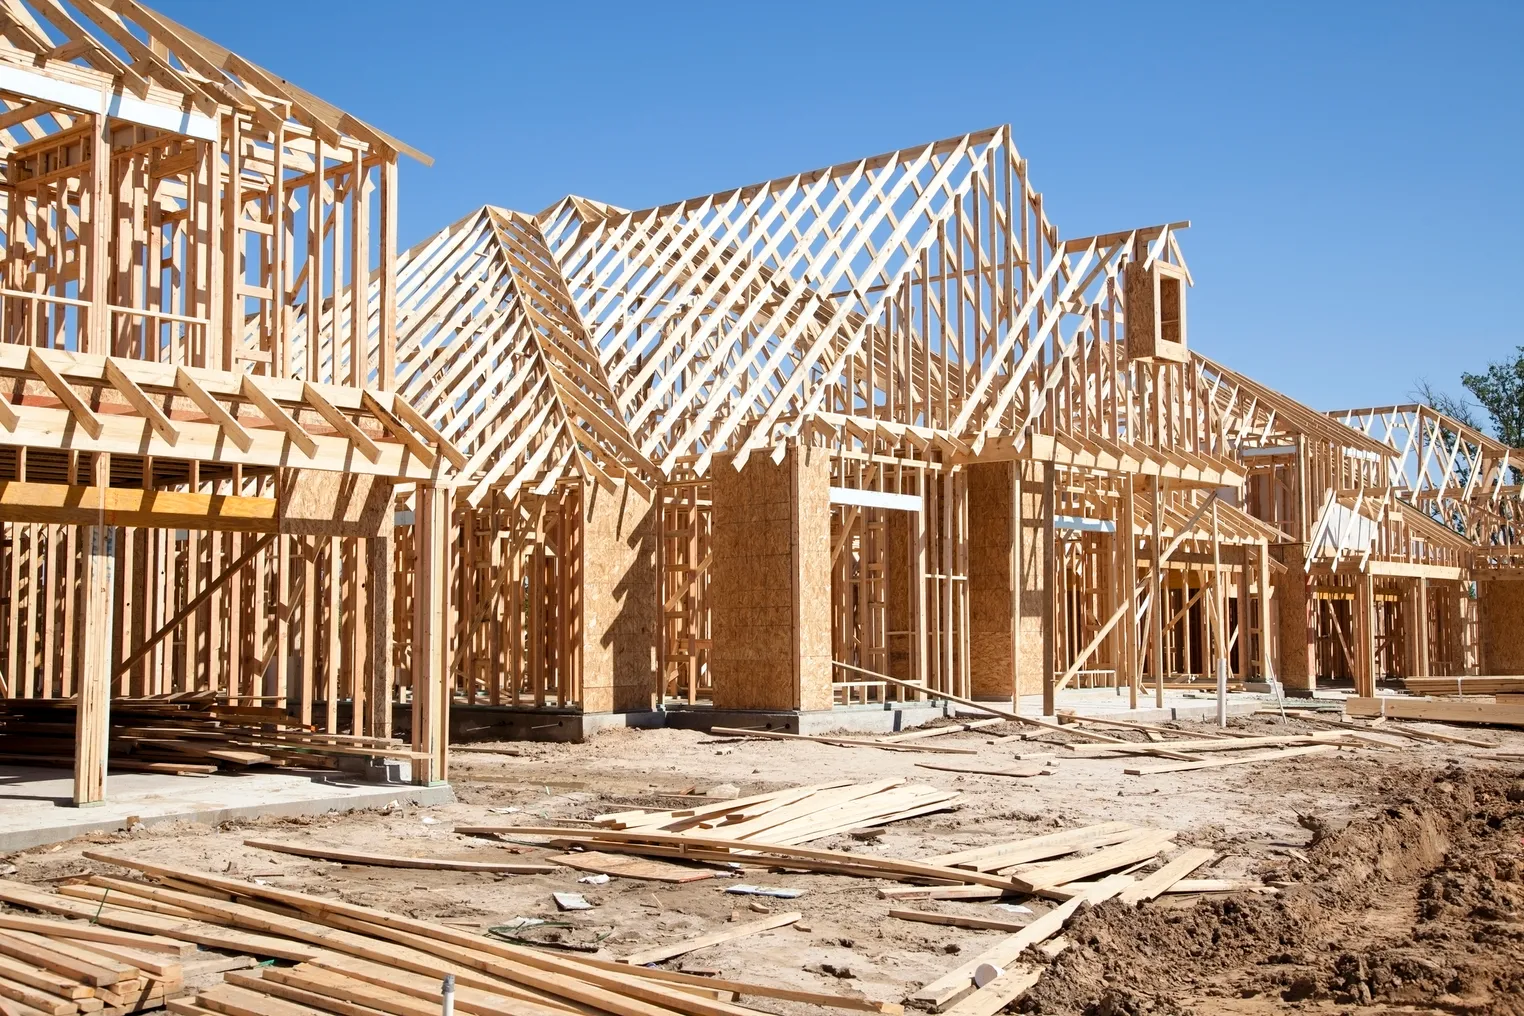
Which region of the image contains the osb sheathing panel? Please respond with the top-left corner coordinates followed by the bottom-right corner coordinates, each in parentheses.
top-left (710, 448), bottom-right (832, 711)
top-left (968, 461), bottom-right (1016, 700)
top-left (580, 483), bottom-right (659, 713)
top-left (1016, 461), bottom-right (1049, 697)
top-left (1479, 579), bottom-right (1524, 675)
top-left (1272, 545), bottom-right (1314, 690)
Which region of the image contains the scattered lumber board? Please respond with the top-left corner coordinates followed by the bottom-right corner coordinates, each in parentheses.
top-left (618, 912), bottom-right (800, 966)
top-left (71, 852), bottom-right (883, 1016)
top-left (592, 779), bottom-right (959, 845)
top-left (909, 876), bottom-right (1131, 1011)
top-left (243, 839), bottom-right (556, 873)
top-left (456, 825), bottom-right (1039, 892)
top-left (1168, 879), bottom-right (1273, 894)
top-left (1344, 696), bottom-right (1524, 729)
top-left (939, 967), bottom-right (1043, 1016)
top-left (1124, 744), bottom-right (1337, 775)
top-left (887, 909), bottom-right (1029, 933)
top-left (1007, 830), bottom-right (1176, 892)
top-left (1062, 733), bottom-right (1344, 757)
top-left (926, 822), bottom-right (1143, 872)
top-left (878, 719), bottom-right (1006, 742)
top-left (709, 727), bottom-right (979, 754)
top-left (549, 851), bottom-right (717, 883)
top-left (1116, 849), bottom-right (1216, 904)
top-left (914, 762), bottom-right (1053, 778)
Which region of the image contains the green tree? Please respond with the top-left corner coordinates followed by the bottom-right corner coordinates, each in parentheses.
top-left (1462, 346), bottom-right (1524, 448)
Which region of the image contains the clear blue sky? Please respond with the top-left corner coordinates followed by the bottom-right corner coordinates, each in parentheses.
top-left (157, 0), bottom-right (1522, 419)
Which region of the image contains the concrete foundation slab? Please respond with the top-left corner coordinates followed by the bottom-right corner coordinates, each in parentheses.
top-left (0, 767), bottom-right (455, 852)
top-left (664, 701), bottom-right (949, 736)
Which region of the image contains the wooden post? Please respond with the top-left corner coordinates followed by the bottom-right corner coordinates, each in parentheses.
top-left (1257, 540), bottom-right (1273, 684)
top-left (411, 484), bottom-right (450, 785)
top-left (1121, 474), bottom-right (1138, 709)
top-left (1359, 571), bottom-right (1377, 696)
top-left (1212, 501), bottom-right (1226, 727)
top-left (1416, 577), bottom-right (1430, 677)
top-left (1150, 476), bottom-right (1165, 707)
top-left (368, 530), bottom-right (394, 737)
top-left (74, 453), bottom-right (114, 806)
top-left (85, 113), bottom-right (110, 356)
top-left (1041, 466), bottom-right (1056, 717)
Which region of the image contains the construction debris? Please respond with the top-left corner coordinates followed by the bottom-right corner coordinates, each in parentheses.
top-left (0, 692), bottom-right (422, 777)
top-left (590, 779), bottom-right (961, 845)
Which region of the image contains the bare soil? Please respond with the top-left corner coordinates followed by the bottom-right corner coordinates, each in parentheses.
top-left (5, 712), bottom-right (1523, 1015)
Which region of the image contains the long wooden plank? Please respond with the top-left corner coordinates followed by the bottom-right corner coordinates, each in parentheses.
top-left (1344, 696), bottom-right (1524, 729)
top-left (939, 968), bottom-right (1042, 1016)
top-left (908, 875), bottom-right (1130, 1010)
top-left (0, 930), bottom-right (125, 987)
top-left (1123, 744), bottom-right (1336, 776)
top-left (1063, 733), bottom-right (1343, 757)
top-left (548, 851), bottom-right (715, 884)
top-left (877, 718), bottom-right (1005, 743)
top-left (80, 854), bottom-right (790, 1016)
top-left (887, 909), bottom-right (1028, 933)
top-left (708, 727), bottom-right (978, 755)
top-left (0, 912), bottom-right (193, 955)
top-left (925, 822), bottom-right (1141, 870)
top-left (1006, 830), bottom-right (1175, 891)
top-left (914, 762), bottom-right (1053, 778)
top-left (1116, 849), bottom-right (1216, 904)
top-left (242, 839), bottom-right (555, 874)
top-left (450, 828), bottom-right (1029, 892)
top-left (554, 955), bottom-right (904, 1014)
top-left (618, 912), bottom-right (800, 966)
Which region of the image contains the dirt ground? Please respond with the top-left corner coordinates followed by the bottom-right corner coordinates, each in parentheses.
top-left (6, 712), bottom-right (1523, 1016)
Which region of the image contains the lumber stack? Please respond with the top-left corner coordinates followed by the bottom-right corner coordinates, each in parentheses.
top-left (1400, 676), bottom-right (1524, 696)
top-left (592, 778), bottom-right (960, 845)
top-left (0, 909), bottom-right (196, 1014)
top-left (0, 691), bottom-right (426, 776)
top-left (0, 859), bottom-right (903, 1016)
top-left (1345, 695), bottom-right (1524, 729)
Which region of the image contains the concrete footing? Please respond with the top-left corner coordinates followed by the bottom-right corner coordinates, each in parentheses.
top-left (0, 766), bottom-right (454, 852)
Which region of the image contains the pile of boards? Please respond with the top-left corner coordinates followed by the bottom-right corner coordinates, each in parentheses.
top-left (0, 905), bottom-right (214, 1015)
top-left (0, 858), bottom-right (900, 1016)
top-left (452, 818), bottom-right (1222, 1015)
top-left (1343, 695), bottom-right (1524, 730)
top-left (0, 691), bottom-right (424, 776)
top-left (1399, 676), bottom-right (1524, 696)
top-left (592, 778), bottom-right (959, 845)
top-left (457, 817), bottom-right (1200, 900)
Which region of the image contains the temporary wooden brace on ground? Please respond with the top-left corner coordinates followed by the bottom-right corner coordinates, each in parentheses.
top-left (0, 1), bottom-right (459, 802)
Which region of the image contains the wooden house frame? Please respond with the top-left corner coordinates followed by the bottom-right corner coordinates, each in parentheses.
top-left (0, 0), bottom-right (458, 803)
top-left (1330, 403), bottom-right (1524, 676)
top-left (1200, 357), bottom-right (1481, 692)
top-left (387, 126), bottom-right (1298, 728)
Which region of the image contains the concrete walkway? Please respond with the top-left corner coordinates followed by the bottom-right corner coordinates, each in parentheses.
top-left (0, 766), bottom-right (454, 852)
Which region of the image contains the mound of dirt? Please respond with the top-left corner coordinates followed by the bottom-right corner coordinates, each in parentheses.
top-left (1018, 768), bottom-right (1524, 1015)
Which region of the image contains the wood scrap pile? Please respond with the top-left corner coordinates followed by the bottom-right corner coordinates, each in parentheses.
top-left (455, 817), bottom-right (1195, 900)
top-left (0, 859), bottom-right (902, 1016)
top-left (0, 691), bottom-right (426, 776)
top-left (591, 778), bottom-right (959, 845)
top-left (0, 906), bottom-right (201, 1014)
top-left (707, 719), bottom-right (1008, 755)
